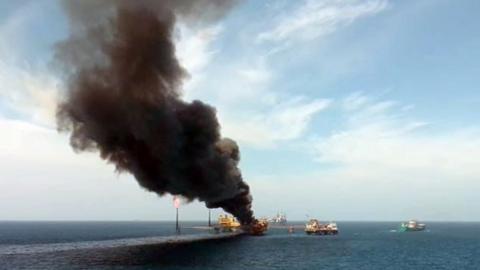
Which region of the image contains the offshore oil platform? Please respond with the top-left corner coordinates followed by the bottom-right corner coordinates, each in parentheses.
top-left (269, 212), bottom-right (287, 225)
top-left (214, 214), bottom-right (269, 236)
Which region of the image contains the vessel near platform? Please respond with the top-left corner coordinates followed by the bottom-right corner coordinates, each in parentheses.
top-left (305, 219), bottom-right (338, 235)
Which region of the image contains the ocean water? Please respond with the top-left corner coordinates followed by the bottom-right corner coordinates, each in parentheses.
top-left (1, 221), bottom-right (479, 270)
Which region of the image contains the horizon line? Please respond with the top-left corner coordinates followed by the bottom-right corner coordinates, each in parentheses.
top-left (2, 219), bottom-right (480, 223)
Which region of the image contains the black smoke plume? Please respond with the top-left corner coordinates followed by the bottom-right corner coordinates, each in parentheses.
top-left (56, 0), bottom-right (254, 224)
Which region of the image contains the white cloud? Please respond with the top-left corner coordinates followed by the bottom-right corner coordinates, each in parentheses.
top-left (200, 64), bottom-right (330, 147)
top-left (257, 0), bottom-right (388, 43)
top-left (174, 1), bottom-right (394, 150)
top-left (0, 62), bottom-right (60, 127)
top-left (316, 123), bottom-right (479, 173)
top-left (243, 93), bottom-right (480, 221)
top-left (237, 67), bottom-right (272, 85)
top-left (0, 1), bottom-right (62, 128)
top-left (220, 98), bottom-right (331, 148)
top-left (176, 25), bottom-right (223, 73)
top-left (0, 1), bottom-right (39, 61)
top-left (342, 91), bottom-right (370, 111)
top-left (315, 93), bottom-right (480, 173)
top-left (175, 23), bottom-right (328, 148)
top-left (176, 24), bottom-right (224, 98)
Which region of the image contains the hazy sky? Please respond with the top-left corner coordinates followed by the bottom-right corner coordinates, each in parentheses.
top-left (1, 0), bottom-right (480, 221)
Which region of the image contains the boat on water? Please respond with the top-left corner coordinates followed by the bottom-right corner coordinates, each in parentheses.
top-left (399, 220), bottom-right (426, 232)
top-left (305, 219), bottom-right (338, 235)
top-left (270, 212), bottom-right (287, 225)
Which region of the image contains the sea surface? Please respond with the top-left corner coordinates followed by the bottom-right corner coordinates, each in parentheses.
top-left (1, 221), bottom-right (479, 270)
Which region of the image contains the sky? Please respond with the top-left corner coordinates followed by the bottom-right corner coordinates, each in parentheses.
top-left (1, 0), bottom-right (480, 221)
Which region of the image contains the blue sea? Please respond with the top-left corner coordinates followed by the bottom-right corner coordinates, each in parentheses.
top-left (1, 221), bottom-right (479, 269)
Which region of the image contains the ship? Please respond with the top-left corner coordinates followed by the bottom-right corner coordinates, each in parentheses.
top-left (215, 214), bottom-right (241, 232)
top-left (269, 212), bottom-right (287, 225)
top-left (305, 219), bottom-right (338, 235)
top-left (399, 220), bottom-right (426, 232)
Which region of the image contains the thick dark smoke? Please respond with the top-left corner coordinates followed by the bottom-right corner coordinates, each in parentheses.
top-left (56, 0), bottom-right (254, 224)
